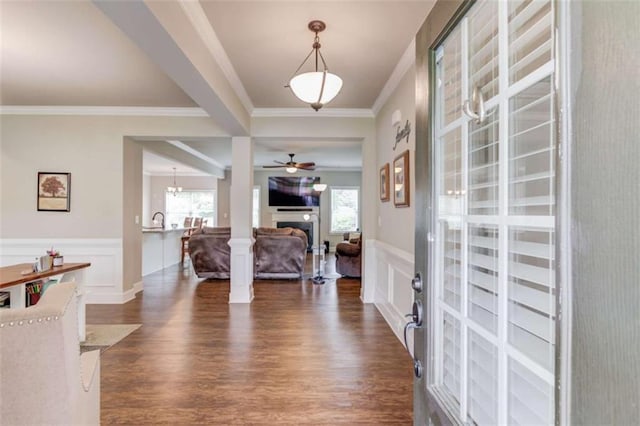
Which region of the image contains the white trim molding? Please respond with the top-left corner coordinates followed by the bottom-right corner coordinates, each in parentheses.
top-left (228, 238), bottom-right (255, 304)
top-left (252, 108), bottom-right (374, 118)
top-left (372, 39), bottom-right (416, 115)
top-left (0, 106), bottom-right (208, 117)
top-left (0, 238), bottom-right (129, 304)
top-left (178, 0), bottom-right (254, 114)
top-left (368, 240), bottom-right (415, 346)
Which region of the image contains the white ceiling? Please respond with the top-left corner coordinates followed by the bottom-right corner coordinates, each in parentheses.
top-left (143, 151), bottom-right (207, 176)
top-left (0, 1), bottom-right (195, 106)
top-left (200, 1), bottom-right (435, 108)
top-left (1, 0), bottom-right (435, 172)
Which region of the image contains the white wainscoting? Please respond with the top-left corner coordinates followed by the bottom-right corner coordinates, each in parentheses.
top-left (0, 238), bottom-right (131, 304)
top-left (366, 240), bottom-right (415, 348)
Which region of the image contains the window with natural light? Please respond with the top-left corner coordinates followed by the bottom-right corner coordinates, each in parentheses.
top-left (165, 190), bottom-right (215, 228)
top-left (330, 187), bottom-right (359, 233)
top-left (253, 186), bottom-right (260, 228)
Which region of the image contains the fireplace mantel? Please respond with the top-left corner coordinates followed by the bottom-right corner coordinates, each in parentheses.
top-left (271, 211), bottom-right (319, 247)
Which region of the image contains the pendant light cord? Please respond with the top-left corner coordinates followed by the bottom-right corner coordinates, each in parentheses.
top-left (284, 32), bottom-right (329, 86)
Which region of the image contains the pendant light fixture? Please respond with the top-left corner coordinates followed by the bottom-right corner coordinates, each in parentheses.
top-left (167, 167), bottom-right (182, 196)
top-left (286, 20), bottom-right (343, 111)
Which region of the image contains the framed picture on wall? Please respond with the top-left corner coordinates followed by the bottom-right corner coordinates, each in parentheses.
top-left (37, 172), bottom-right (71, 212)
top-left (393, 150), bottom-right (410, 207)
top-left (380, 163), bottom-right (390, 202)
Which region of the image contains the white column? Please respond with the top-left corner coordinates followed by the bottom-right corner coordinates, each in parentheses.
top-left (229, 136), bottom-right (254, 303)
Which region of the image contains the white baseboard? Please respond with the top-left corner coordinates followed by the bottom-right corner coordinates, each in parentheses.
top-left (229, 238), bottom-right (255, 303)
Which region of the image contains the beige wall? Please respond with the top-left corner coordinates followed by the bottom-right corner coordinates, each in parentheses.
top-left (0, 113), bottom-right (224, 302)
top-left (216, 170), bottom-right (231, 227)
top-left (375, 66), bottom-right (416, 254)
top-left (122, 137), bottom-right (143, 291)
top-left (0, 114), bottom-right (225, 239)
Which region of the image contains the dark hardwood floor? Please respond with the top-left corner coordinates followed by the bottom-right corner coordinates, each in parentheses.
top-left (87, 255), bottom-right (413, 425)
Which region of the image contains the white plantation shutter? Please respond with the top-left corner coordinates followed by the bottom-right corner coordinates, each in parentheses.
top-left (468, 111), bottom-right (499, 215)
top-left (469, 1), bottom-right (499, 101)
top-left (508, 359), bottom-right (554, 425)
top-left (508, 0), bottom-right (553, 84)
top-left (433, 0), bottom-right (556, 424)
top-left (468, 226), bottom-right (499, 334)
top-left (468, 330), bottom-right (498, 425)
top-left (442, 312), bottom-right (461, 404)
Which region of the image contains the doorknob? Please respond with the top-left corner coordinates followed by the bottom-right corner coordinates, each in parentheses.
top-left (411, 272), bottom-right (423, 293)
top-left (404, 300), bottom-right (423, 378)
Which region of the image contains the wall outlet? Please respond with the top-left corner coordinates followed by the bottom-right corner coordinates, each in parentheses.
top-left (135, 215), bottom-right (140, 224)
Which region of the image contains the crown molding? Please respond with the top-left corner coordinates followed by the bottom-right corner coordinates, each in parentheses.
top-left (252, 108), bottom-right (374, 118)
top-left (178, 0), bottom-right (254, 115)
top-left (0, 106), bottom-right (208, 117)
top-left (144, 170), bottom-right (212, 177)
top-left (372, 38), bottom-right (416, 115)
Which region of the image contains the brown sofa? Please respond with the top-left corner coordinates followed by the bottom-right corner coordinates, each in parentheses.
top-left (253, 227), bottom-right (308, 279)
top-left (188, 226), bottom-right (308, 280)
top-left (335, 232), bottom-right (362, 278)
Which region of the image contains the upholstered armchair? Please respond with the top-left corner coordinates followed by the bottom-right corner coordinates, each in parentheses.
top-left (0, 282), bottom-right (101, 425)
top-left (188, 227), bottom-right (232, 279)
top-left (335, 232), bottom-right (362, 278)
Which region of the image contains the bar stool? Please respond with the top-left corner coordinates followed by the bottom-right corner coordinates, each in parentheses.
top-left (181, 218), bottom-right (204, 265)
top-left (183, 217), bottom-right (193, 229)
top-left (193, 217), bottom-right (203, 229)
top-left (181, 217), bottom-right (194, 265)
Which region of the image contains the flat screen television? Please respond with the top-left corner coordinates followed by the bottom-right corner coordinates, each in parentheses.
top-left (268, 176), bottom-right (320, 207)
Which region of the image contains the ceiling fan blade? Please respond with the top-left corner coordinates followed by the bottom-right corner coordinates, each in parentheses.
top-left (297, 165), bottom-right (316, 170)
top-left (273, 160), bottom-right (286, 165)
top-left (262, 165), bottom-right (286, 168)
top-left (295, 162), bottom-right (316, 168)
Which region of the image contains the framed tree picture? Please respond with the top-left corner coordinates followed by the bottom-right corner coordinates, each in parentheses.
top-left (38, 172), bottom-right (71, 212)
top-left (380, 163), bottom-right (390, 202)
top-left (393, 150), bottom-right (410, 207)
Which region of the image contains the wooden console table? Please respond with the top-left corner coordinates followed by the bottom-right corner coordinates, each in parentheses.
top-left (0, 262), bottom-right (91, 341)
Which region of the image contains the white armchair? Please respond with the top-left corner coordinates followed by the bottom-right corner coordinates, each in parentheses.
top-left (0, 282), bottom-right (100, 425)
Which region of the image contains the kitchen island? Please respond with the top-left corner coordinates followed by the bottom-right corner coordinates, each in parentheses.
top-left (142, 227), bottom-right (190, 275)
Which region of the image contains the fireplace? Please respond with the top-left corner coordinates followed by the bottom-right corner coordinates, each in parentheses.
top-left (276, 221), bottom-right (313, 252)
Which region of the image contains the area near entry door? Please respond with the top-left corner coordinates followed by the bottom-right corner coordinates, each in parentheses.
top-left (412, 0), bottom-right (560, 424)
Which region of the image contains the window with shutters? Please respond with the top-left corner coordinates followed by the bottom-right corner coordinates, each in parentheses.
top-left (432, 0), bottom-right (556, 424)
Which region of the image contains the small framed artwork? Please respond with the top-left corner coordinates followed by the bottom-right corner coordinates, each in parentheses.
top-left (393, 150), bottom-right (410, 207)
top-left (380, 163), bottom-right (390, 202)
top-left (37, 172), bottom-right (71, 212)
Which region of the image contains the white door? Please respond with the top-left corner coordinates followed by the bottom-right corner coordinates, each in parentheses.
top-left (412, 0), bottom-right (560, 424)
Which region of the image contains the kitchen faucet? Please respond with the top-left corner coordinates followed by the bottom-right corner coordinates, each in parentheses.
top-left (151, 212), bottom-right (165, 229)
